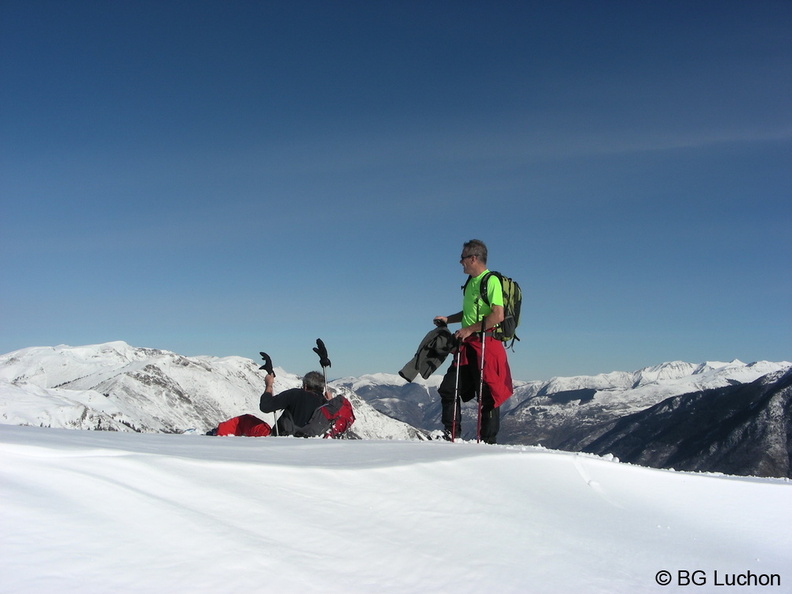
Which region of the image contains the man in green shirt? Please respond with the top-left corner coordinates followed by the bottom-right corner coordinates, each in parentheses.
top-left (434, 239), bottom-right (514, 443)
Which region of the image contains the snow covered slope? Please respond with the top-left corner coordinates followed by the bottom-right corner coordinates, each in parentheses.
top-left (1, 425), bottom-right (789, 593)
top-left (570, 368), bottom-right (792, 478)
top-left (499, 360), bottom-right (791, 447)
top-left (0, 342), bottom-right (422, 440)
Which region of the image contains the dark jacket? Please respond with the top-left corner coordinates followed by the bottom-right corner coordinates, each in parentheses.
top-left (399, 326), bottom-right (457, 382)
top-left (260, 388), bottom-right (326, 435)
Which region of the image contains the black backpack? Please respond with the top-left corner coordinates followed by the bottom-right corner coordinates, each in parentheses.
top-left (462, 271), bottom-right (522, 347)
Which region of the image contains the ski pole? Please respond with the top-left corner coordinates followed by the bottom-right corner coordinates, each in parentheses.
top-left (477, 333), bottom-right (486, 443)
top-left (476, 302), bottom-right (486, 443)
top-left (452, 347), bottom-right (461, 442)
top-left (436, 317), bottom-right (461, 443)
top-left (313, 338), bottom-right (331, 395)
top-left (259, 352), bottom-right (278, 436)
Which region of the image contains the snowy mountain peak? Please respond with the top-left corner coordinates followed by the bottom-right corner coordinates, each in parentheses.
top-left (0, 342), bottom-right (425, 439)
top-left (631, 361), bottom-right (699, 387)
top-left (693, 359), bottom-right (745, 375)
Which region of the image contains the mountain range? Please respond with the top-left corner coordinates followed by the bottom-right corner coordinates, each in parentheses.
top-left (0, 341), bottom-right (423, 441)
top-left (1, 341), bottom-right (789, 477)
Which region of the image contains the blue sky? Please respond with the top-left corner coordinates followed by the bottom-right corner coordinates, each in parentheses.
top-left (1, 0), bottom-right (790, 381)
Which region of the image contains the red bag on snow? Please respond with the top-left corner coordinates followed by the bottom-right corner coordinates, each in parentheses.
top-left (216, 414), bottom-right (272, 437)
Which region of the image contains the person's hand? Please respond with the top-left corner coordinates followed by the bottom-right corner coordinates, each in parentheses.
top-left (455, 326), bottom-right (475, 341)
top-left (433, 316), bottom-right (448, 327)
top-left (264, 373), bottom-right (275, 391)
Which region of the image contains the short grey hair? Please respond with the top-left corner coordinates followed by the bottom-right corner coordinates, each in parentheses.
top-left (302, 371), bottom-right (325, 395)
top-left (463, 239), bottom-right (488, 265)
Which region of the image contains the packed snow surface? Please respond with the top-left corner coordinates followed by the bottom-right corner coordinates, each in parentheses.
top-left (1, 425), bottom-right (789, 593)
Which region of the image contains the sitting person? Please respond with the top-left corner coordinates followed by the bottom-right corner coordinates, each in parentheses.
top-left (260, 370), bottom-right (330, 436)
top-left (208, 370), bottom-right (354, 438)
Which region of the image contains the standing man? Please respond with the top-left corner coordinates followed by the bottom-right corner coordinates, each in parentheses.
top-left (434, 239), bottom-right (513, 443)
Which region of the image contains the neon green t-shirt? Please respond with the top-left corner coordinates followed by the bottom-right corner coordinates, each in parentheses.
top-left (462, 270), bottom-right (503, 328)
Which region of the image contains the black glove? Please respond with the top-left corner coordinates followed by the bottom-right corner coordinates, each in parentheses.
top-left (259, 352), bottom-right (275, 376)
top-left (313, 338), bottom-right (331, 368)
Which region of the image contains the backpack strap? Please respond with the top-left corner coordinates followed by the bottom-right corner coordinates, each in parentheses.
top-left (479, 271), bottom-right (495, 306)
top-left (462, 272), bottom-right (496, 307)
